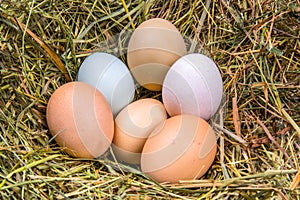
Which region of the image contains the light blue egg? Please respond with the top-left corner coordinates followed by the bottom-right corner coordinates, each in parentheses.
top-left (77, 52), bottom-right (135, 117)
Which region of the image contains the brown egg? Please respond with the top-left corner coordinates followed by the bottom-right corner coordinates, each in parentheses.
top-left (141, 115), bottom-right (217, 183)
top-left (46, 82), bottom-right (114, 158)
top-left (127, 18), bottom-right (187, 91)
top-left (112, 98), bottom-right (167, 164)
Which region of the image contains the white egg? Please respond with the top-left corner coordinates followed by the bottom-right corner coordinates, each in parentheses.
top-left (162, 53), bottom-right (223, 120)
top-left (77, 52), bottom-right (135, 116)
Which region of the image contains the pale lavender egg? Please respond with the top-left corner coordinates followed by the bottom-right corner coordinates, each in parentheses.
top-left (162, 53), bottom-right (223, 120)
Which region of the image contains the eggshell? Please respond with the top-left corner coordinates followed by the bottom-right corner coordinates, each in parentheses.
top-left (46, 82), bottom-right (114, 158)
top-left (127, 18), bottom-right (187, 91)
top-left (112, 99), bottom-right (167, 164)
top-left (77, 52), bottom-right (135, 116)
top-left (141, 115), bottom-right (217, 183)
top-left (162, 53), bottom-right (223, 120)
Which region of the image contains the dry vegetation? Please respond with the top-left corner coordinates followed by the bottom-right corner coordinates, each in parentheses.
top-left (0, 0), bottom-right (300, 199)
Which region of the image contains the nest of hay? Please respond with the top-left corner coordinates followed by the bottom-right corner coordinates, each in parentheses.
top-left (0, 0), bottom-right (299, 199)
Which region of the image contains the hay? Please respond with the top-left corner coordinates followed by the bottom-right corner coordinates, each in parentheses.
top-left (0, 0), bottom-right (299, 199)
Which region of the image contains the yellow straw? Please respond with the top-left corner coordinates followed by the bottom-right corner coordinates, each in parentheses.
top-left (121, 0), bottom-right (135, 29)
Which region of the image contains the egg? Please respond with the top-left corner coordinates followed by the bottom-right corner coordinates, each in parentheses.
top-left (77, 52), bottom-right (135, 116)
top-left (141, 115), bottom-right (217, 183)
top-left (46, 82), bottom-right (114, 158)
top-left (162, 53), bottom-right (223, 120)
top-left (127, 18), bottom-right (187, 91)
top-left (112, 98), bottom-right (167, 164)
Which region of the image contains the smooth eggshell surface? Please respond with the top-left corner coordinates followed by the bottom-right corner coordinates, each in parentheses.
top-left (77, 52), bottom-right (135, 116)
top-left (127, 18), bottom-right (187, 91)
top-left (162, 53), bottom-right (223, 120)
top-left (141, 115), bottom-right (217, 183)
top-left (113, 98), bottom-right (167, 164)
top-left (46, 82), bottom-right (114, 158)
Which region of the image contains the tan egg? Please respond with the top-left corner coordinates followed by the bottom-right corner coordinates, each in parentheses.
top-left (112, 98), bottom-right (167, 164)
top-left (141, 115), bottom-right (217, 183)
top-left (127, 18), bottom-right (187, 91)
top-left (46, 82), bottom-right (114, 158)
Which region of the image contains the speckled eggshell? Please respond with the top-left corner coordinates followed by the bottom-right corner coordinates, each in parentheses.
top-left (46, 82), bottom-right (114, 158)
top-left (162, 53), bottom-right (223, 120)
top-left (127, 18), bottom-right (187, 91)
top-left (141, 115), bottom-right (217, 183)
top-left (112, 98), bottom-right (167, 164)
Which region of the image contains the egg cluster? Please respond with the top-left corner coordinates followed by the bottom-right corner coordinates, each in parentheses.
top-left (46, 18), bottom-right (223, 183)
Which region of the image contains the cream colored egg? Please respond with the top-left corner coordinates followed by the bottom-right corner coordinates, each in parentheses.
top-left (112, 98), bottom-right (167, 164)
